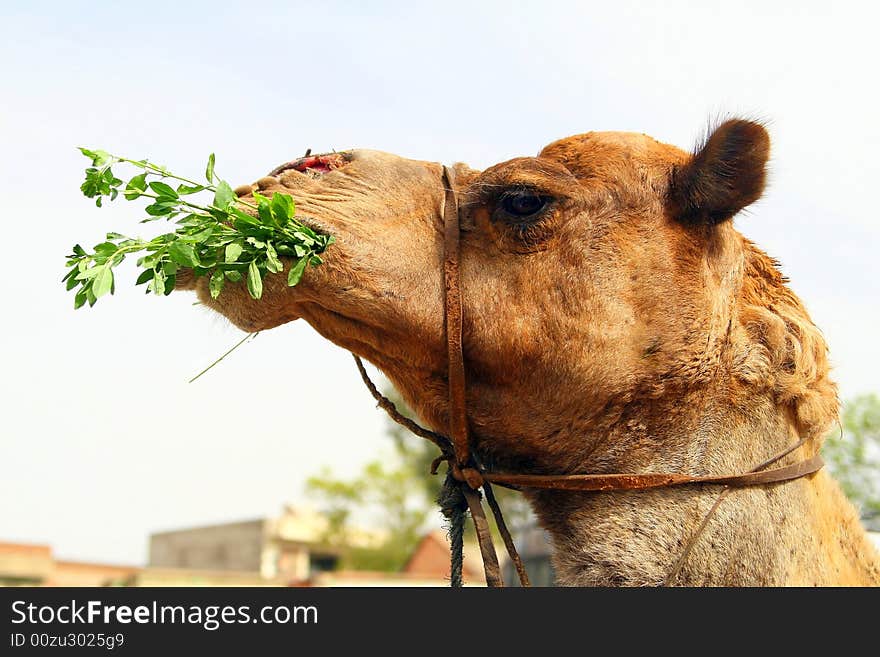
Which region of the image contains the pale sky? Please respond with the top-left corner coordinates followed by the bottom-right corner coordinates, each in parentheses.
top-left (1, 1), bottom-right (878, 565)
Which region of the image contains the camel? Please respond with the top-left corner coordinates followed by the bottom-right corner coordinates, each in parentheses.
top-left (177, 119), bottom-right (880, 586)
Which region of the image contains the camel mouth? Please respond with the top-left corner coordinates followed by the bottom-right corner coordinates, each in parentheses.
top-left (268, 152), bottom-right (352, 178)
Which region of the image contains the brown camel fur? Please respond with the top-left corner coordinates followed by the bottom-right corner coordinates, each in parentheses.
top-left (179, 119), bottom-right (880, 586)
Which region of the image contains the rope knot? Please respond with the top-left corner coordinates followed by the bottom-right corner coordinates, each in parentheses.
top-left (452, 465), bottom-right (485, 490)
top-left (431, 454), bottom-right (485, 490)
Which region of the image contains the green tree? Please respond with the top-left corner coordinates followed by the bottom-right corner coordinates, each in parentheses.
top-left (306, 459), bottom-right (430, 571)
top-left (822, 393), bottom-right (880, 515)
top-left (383, 391), bottom-right (533, 539)
top-left (304, 384), bottom-right (533, 571)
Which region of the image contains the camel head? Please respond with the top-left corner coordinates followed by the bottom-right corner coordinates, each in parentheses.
top-left (184, 119), bottom-right (837, 477)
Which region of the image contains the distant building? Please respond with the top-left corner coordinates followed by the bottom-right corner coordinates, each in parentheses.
top-left (502, 522), bottom-right (556, 587)
top-left (0, 541), bottom-right (52, 586)
top-left (0, 541), bottom-right (138, 587)
top-left (863, 511), bottom-right (880, 551)
top-left (145, 507), bottom-right (489, 586)
top-left (402, 530), bottom-right (487, 585)
top-left (148, 505), bottom-right (385, 584)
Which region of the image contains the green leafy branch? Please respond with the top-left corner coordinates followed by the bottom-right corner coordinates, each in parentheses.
top-left (64, 148), bottom-right (334, 308)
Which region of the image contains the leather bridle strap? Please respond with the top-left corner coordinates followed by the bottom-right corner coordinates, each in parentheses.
top-left (442, 165), bottom-right (509, 587)
top-left (477, 452), bottom-right (825, 492)
top-left (442, 165), bottom-right (471, 470)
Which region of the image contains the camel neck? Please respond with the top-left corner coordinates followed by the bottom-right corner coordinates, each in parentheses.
top-left (523, 393), bottom-right (880, 586)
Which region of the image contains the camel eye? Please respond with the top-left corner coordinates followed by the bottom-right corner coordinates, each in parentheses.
top-left (499, 190), bottom-right (548, 219)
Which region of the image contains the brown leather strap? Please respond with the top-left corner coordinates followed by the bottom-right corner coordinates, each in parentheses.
top-left (662, 434), bottom-right (815, 586)
top-left (442, 165), bottom-right (471, 469)
top-left (483, 481), bottom-right (531, 586)
top-left (480, 453), bottom-right (824, 492)
top-left (461, 485), bottom-right (504, 587)
top-left (442, 165), bottom-right (512, 587)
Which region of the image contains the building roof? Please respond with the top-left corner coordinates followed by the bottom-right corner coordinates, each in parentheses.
top-left (402, 530), bottom-right (487, 584)
top-left (0, 540), bottom-right (51, 556)
top-left (0, 541), bottom-right (139, 586)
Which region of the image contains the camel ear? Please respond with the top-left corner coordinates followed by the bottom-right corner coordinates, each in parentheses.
top-left (669, 119), bottom-right (770, 224)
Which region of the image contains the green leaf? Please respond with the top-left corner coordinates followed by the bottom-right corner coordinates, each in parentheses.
top-left (256, 197), bottom-right (277, 227)
top-left (296, 225), bottom-right (318, 239)
top-left (225, 242), bottom-right (243, 263)
top-left (149, 181), bottom-right (179, 198)
top-left (102, 168), bottom-right (123, 187)
top-left (225, 270), bottom-right (242, 282)
top-left (168, 242), bottom-right (200, 268)
top-left (177, 183), bottom-right (206, 195)
top-left (79, 147), bottom-right (111, 166)
top-left (176, 213), bottom-right (205, 229)
top-left (196, 252), bottom-right (216, 268)
top-left (144, 201), bottom-right (176, 216)
top-left (265, 242), bottom-right (282, 273)
top-left (74, 289), bottom-right (88, 309)
top-left (124, 173), bottom-right (148, 200)
top-left (92, 267), bottom-right (114, 298)
top-left (229, 206), bottom-right (259, 226)
top-left (287, 257), bottom-right (308, 287)
top-left (213, 181), bottom-right (234, 210)
top-left (270, 192), bottom-right (295, 226)
top-left (76, 267), bottom-right (102, 281)
top-left (151, 270), bottom-right (167, 295)
top-left (209, 269), bottom-right (225, 299)
top-left (80, 169), bottom-right (102, 198)
top-left (206, 153), bottom-right (216, 183)
top-left (293, 231), bottom-right (316, 247)
top-left (182, 227), bottom-right (213, 243)
top-left (247, 260), bottom-right (263, 299)
top-left (93, 242), bottom-right (118, 257)
top-left (135, 269), bottom-right (154, 286)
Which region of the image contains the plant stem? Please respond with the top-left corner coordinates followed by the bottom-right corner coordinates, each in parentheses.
top-left (188, 332), bottom-right (259, 383)
top-left (114, 154), bottom-right (260, 211)
top-left (116, 156), bottom-right (203, 189)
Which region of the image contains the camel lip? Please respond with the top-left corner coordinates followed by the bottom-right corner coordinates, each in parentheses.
top-left (268, 152), bottom-right (352, 178)
top-left (294, 211), bottom-right (334, 239)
